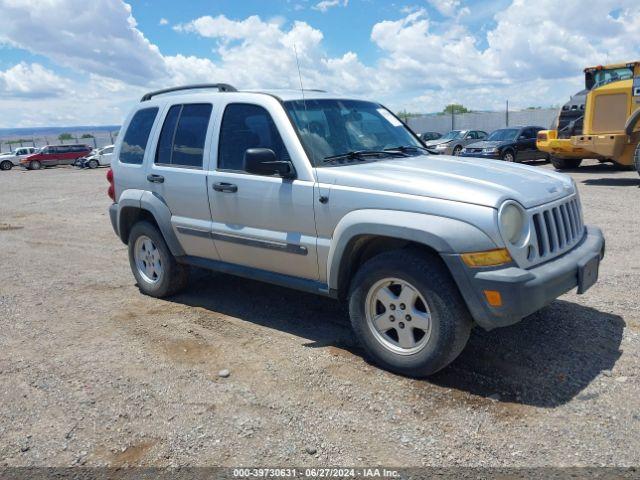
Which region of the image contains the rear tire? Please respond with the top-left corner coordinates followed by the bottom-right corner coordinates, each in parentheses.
top-left (128, 221), bottom-right (189, 298)
top-left (0, 161), bottom-right (12, 171)
top-left (29, 160), bottom-right (42, 170)
top-left (634, 143), bottom-right (640, 177)
top-left (551, 157), bottom-right (582, 169)
top-left (348, 249), bottom-right (472, 377)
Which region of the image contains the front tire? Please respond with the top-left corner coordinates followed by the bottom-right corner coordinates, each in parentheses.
top-left (635, 143), bottom-right (640, 177)
top-left (551, 157), bottom-right (582, 169)
top-left (88, 159), bottom-right (99, 169)
top-left (502, 150), bottom-right (516, 162)
top-left (128, 221), bottom-right (189, 298)
top-left (348, 249), bottom-right (472, 377)
top-left (452, 145), bottom-right (462, 156)
top-left (0, 161), bottom-right (12, 171)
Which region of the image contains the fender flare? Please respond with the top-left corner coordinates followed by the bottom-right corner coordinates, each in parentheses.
top-left (326, 209), bottom-right (498, 291)
top-left (116, 189), bottom-right (185, 256)
top-left (625, 108), bottom-right (640, 136)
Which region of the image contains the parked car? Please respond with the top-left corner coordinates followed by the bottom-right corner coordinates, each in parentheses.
top-left (79, 145), bottom-right (115, 169)
top-left (424, 130), bottom-right (488, 155)
top-left (21, 144), bottom-right (92, 170)
top-left (459, 126), bottom-right (549, 162)
top-left (418, 131), bottom-right (442, 142)
top-left (108, 84), bottom-right (604, 377)
top-left (0, 147), bottom-right (38, 171)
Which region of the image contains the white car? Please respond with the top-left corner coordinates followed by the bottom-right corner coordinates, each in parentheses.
top-left (0, 147), bottom-right (38, 171)
top-left (81, 145), bottom-right (115, 168)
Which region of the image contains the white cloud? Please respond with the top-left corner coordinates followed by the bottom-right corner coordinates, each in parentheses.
top-left (0, 63), bottom-right (70, 99)
top-left (1, 0), bottom-right (640, 127)
top-left (0, 0), bottom-right (167, 85)
top-left (172, 14), bottom-right (375, 93)
top-left (159, 18), bottom-right (169, 26)
top-left (426, 0), bottom-right (465, 17)
top-left (312, 0), bottom-right (348, 13)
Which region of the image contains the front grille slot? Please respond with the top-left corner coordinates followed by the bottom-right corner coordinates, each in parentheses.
top-left (527, 195), bottom-right (584, 266)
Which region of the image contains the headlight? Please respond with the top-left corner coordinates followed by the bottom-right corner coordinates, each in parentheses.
top-left (483, 148), bottom-right (499, 153)
top-left (499, 202), bottom-right (526, 245)
top-left (435, 143), bottom-right (448, 149)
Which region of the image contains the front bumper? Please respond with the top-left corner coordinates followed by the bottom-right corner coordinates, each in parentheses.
top-left (459, 151), bottom-right (500, 159)
top-left (442, 226), bottom-right (605, 330)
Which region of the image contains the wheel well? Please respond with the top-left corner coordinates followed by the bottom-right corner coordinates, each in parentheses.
top-left (118, 207), bottom-right (158, 244)
top-left (336, 235), bottom-right (440, 300)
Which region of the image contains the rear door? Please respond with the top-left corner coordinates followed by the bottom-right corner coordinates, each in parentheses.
top-left (145, 102), bottom-right (220, 261)
top-left (207, 99), bottom-right (319, 281)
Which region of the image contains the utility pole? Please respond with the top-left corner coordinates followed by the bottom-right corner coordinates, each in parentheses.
top-left (506, 100), bottom-right (509, 127)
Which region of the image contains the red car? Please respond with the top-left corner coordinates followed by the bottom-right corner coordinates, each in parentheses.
top-left (21, 144), bottom-right (92, 170)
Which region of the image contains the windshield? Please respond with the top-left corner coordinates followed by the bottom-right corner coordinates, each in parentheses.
top-left (486, 128), bottom-right (519, 142)
top-left (283, 99), bottom-right (422, 166)
top-left (590, 67), bottom-right (634, 89)
top-left (440, 130), bottom-right (463, 141)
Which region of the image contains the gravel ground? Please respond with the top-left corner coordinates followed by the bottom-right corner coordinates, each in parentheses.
top-left (0, 160), bottom-right (638, 467)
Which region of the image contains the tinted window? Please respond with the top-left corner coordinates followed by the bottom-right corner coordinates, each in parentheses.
top-left (120, 107), bottom-right (159, 165)
top-left (521, 128), bottom-right (535, 139)
top-left (218, 104), bottom-right (288, 171)
top-left (155, 104), bottom-right (211, 168)
top-left (477, 131), bottom-right (487, 138)
top-left (155, 105), bottom-right (181, 165)
top-left (172, 104), bottom-right (212, 167)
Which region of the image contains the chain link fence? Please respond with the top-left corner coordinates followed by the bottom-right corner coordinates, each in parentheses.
top-left (406, 108), bottom-right (558, 135)
top-left (0, 130), bottom-right (119, 153)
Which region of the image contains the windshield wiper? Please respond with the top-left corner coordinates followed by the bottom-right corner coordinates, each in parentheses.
top-left (384, 145), bottom-right (439, 155)
top-left (322, 149), bottom-right (408, 163)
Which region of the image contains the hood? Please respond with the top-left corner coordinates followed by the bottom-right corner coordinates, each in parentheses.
top-left (465, 140), bottom-right (511, 149)
top-left (424, 139), bottom-right (451, 147)
top-left (316, 155), bottom-right (574, 209)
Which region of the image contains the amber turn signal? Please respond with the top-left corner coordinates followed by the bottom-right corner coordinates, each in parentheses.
top-left (461, 248), bottom-right (512, 267)
top-left (483, 290), bottom-right (503, 307)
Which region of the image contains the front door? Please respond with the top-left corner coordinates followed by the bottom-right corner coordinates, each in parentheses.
top-left (207, 102), bottom-right (318, 281)
top-left (145, 102), bottom-right (220, 261)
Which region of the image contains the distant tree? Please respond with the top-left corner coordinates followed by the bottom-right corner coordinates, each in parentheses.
top-left (7, 138), bottom-right (31, 144)
top-left (58, 133), bottom-right (73, 141)
top-left (526, 106), bottom-right (542, 110)
top-left (442, 104), bottom-right (470, 115)
top-left (81, 133), bottom-right (95, 138)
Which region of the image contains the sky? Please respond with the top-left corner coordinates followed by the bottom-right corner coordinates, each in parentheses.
top-left (0, 0), bottom-right (639, 128)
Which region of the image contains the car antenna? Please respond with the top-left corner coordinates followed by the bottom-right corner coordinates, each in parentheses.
top-left (293, 44), bottom-right (315, 167)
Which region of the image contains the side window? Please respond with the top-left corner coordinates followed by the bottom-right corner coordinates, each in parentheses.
top-left (218, 103), bottom-right (289, 172)
top-left (523, 128), bottom-right (535, 139)
top-left (103, 147), bottom-right (114, 155)
top-left (155, 103), bottom-right (212, 168)
top-left (120, 107), bottom-right (159, 165)
top-left (477, 131), bottom-right (487, 139)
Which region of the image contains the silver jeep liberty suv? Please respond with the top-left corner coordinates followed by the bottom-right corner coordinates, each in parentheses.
top-left (108, 84), bottom-right (605, 377)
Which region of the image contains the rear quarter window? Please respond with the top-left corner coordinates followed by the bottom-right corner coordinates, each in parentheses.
top-left (120, 107), bottom-right (159, 165)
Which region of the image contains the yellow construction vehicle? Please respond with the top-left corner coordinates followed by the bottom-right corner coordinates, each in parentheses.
top-left (537, 61), bottom-right (640, 175)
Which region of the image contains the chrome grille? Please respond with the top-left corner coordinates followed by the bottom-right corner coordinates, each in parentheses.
top-left (530, 195), bottom-right (584, 262)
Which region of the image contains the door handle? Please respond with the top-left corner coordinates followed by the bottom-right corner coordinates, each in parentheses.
top-left (147, 174), bottom-right (165, 184)
top-left (212, 182), bottom-right (238, 193)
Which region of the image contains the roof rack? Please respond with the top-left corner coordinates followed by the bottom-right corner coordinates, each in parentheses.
top-left (140, 83), bottom-right (237, 102)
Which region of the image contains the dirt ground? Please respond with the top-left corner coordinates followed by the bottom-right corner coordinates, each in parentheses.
top-left (0, 160), bottom-right (639, 467)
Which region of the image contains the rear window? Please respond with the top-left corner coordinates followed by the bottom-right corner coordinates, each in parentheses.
top-left (121, 107), bottom-right (159, 165)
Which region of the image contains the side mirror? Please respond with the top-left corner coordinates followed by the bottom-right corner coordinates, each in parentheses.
top-left (243, 148), bottom-right (295, 179)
